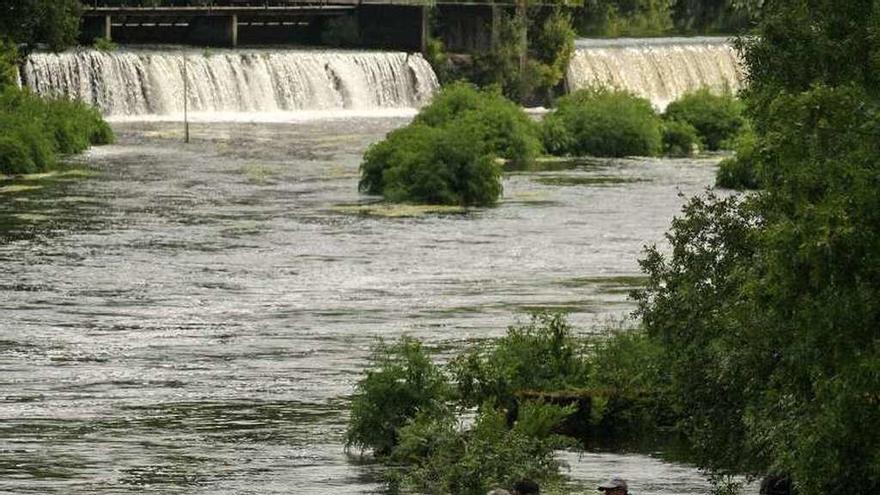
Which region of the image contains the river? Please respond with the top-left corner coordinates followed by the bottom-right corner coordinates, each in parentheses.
top-left (0, 116), bottom-right (757, 494)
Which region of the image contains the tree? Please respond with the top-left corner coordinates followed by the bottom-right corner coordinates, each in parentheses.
top-left (634, 1), bottom-right (880, 493)
top-left (0, 0), bottom-right (82, 52)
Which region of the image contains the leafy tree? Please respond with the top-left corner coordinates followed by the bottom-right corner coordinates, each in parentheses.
top-left (634, 1), bottom-right (880, 492)
top-left (0, 0), bottom-right (82, 52)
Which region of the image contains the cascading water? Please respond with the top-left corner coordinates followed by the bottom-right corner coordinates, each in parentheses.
top-left (21, 48), bottom-right (439, 119)
top-left (566, 37), bottom-right (744, 108)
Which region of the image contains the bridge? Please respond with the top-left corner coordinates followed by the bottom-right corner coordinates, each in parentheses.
top-left (79, 0), bottom-right (541, 52)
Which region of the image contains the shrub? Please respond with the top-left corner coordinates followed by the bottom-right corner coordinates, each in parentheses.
top-left (0, 39), bottom-right (19, 90)
top-left (542, 88), bottom-right (663, 157)
top-left (0, 86), bottom-right (113, 175)
top-left (346, 338), bottom-right (452, 456)
top-left (393, 405), bottom-right (570, 495)
top-left (715, 127), bottom-right (759, 189)
top-left (93, 36), bottom-right (117, 52)
top-left (451, 313), bottom-right (591, 408)
top-left (661, 119), bottom-right (702, 157)
top-left (0, 136), bottom-right (36, 175)
top-left (360, 83), bottom-right (539, 206)
top-left (663, 88), bottom-right (745, 151)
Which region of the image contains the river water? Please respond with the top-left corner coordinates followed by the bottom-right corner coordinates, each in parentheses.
top-left (1, 117), bottom-right (747, 494)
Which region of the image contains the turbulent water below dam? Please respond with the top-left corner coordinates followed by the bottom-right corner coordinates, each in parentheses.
top-left (0, 118), bottom-right (759, 494)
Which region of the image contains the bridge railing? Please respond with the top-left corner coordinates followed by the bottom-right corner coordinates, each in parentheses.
top-left (81, 0), bottom-right (434, 7)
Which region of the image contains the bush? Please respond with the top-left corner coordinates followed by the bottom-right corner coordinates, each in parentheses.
top-left (663, 88), bottom-right (745, 151)
top-left (542, 88), bottom-right (663, 157)
top-left (0, 86), bottom-right (114, 175)
top-left (661, 119), bottom-right (702, 157)
top-left (451, 313), bottom-right (591, 409)
top-left (393, 405), bottom-right (570, 495)
top-left (93, 36), bottom-right (117, 52)
top-left (0, 39), bottom-right (19, 90)
top-left (360, 83), bottom-right (539, 206)
top-left (715, 128), bottom-right (759, 189)
top-left (346, 338), bottom-right (452, 456)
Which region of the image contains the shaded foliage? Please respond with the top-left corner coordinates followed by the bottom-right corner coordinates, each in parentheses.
top-left (0, 0), bottom-right (81, 51)
top-left (663, 88), bottom-right (745, 151)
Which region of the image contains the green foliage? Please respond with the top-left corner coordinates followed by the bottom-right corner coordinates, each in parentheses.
top-left (393, 405), bottom-right (569, 495)
top-left (572, 0), bottom-right (757, 36)
top-left (0, 39), bottom-right (19, 90)
top-left (360, 83), bottom-right (540, 206)
top-left (715, 127), bottom-right (759, 189)
top-left (542, 88), bottom-right (662, 157)
top-left (633, 4), bottom-right (880, 486)
top-left (468, 9), bottom-right (575, 105)
top-left (345, 338), bottom-right (452, 456)
top-left (93, 36), bottom-right (117, 53)
top-left (663, 88), bottom-right (745, 151)
top-left (424, 37), bottom-right (450, 84)
top-left (661, 119), bottom-right (701, 157)
top-left (0, 86), bottom-right (113, 175)
top-left (320, 14), bottom-right (360, 47)
top-left (451, 313), bottom-right (591, 408)
top-left (0, 0), bottom-right (82, 51)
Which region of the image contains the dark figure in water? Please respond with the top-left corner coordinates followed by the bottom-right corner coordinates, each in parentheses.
top-left (598, 477), bottom-right (628, 495)
top-left (512, 479), bottom-right (540, 494)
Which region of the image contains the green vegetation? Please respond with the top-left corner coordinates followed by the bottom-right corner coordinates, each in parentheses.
top-left (626, 1), bottom-right (880, 492)
top-left (359, 83), bottom-right (540, 206)
top-left (0, 0), bottom-right (82, 52)
top-left (660, 119), bottom-right (701, 157)
top-left (663, 88), bottom-right (744, 151)
top-left (541, 88), bottom-right (662, 157)
top-left (347, 314), bottom-right (636, 493)
top-left (715, 127), bottom-right (759, 189)
top-left (462, 8), bottom-right (576, 105)
top-left (93, 36), bottom-right (117, 52)
top-left (0, 85), bottom-right (113, 175)
top-left (572, 0), bottom-right (759, 37)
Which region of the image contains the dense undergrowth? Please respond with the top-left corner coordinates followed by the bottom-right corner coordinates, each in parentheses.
top-left (346, 314), bottom-right (668, 494)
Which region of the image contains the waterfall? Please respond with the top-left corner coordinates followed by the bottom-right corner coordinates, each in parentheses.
top-left (566, 37), bottom-right (744, 108)
top-left (21, 48), bottom-right (439, 119)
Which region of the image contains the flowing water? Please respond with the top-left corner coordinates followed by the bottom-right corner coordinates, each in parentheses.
top-left (0, 118), bottom-right (755, 494)
top-left (21, 49), bottom-right (438, 118)
top-left (567, 37), bottom-right (744, 108)
top-left (4, 43), bottom-right (757, 494)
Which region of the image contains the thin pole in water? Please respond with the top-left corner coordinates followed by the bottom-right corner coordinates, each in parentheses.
top-left (183, 50), bottom-right (190, 144)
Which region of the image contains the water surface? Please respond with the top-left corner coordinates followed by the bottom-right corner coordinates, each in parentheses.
top-left (1, 118), bottom-right (742, 493)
